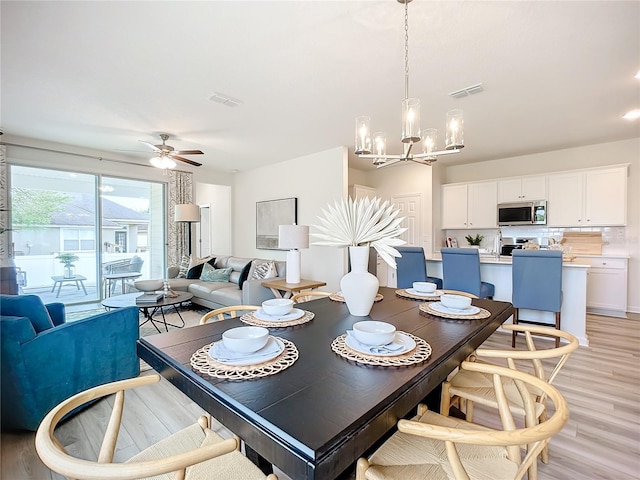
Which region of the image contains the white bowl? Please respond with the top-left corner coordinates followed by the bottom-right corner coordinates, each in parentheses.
top-left (413, 281), bottom-right (437, 294)
top-left (134, 280), bottom-right (164, 292)
top-left (352, 321), bottom-right (396, 346)
top-left (440, 294), bottom-right (472, 310)
top-left (262, 298), bottom-right (294, 316)
top-left (222, 326), bottom-right (269, 353)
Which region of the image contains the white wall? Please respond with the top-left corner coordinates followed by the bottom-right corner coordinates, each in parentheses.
top-left (445, 138), bottom-right (640, 314)
top-left (232, 147), bottom-right (347, 292)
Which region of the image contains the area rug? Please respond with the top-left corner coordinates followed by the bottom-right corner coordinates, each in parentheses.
top-left (65, 304), bottom-right (209, 337)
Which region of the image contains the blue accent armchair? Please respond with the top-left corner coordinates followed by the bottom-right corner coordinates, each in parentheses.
top-left (441, 248), bottom-right (495, 299)
top-left (396, 247), bottom-right (443, 289)
top-left (0, 294), bottom-right (140, 431)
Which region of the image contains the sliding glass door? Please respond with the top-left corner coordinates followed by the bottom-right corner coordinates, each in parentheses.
top-left (9, 165), bottom-right (166, 306)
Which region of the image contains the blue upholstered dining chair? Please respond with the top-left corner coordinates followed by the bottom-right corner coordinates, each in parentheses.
top-left (0, 294), bottom-right (140, 431)
top-left (441, 248), bottom-right (495, 299)
top-left (511, 249), bottom-right (563, 347)
top-left (396, 247), bottom-right (443, 289)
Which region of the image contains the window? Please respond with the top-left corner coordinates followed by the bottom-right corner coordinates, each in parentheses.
top-left (62, 229), bottom-right (96, 251)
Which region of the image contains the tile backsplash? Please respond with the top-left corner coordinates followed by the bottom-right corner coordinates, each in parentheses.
top-left (442, 226), bottom-right (629, 255)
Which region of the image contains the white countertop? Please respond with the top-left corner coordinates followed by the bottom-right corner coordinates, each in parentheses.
top-left (426, 252), bottom-right (590, 268)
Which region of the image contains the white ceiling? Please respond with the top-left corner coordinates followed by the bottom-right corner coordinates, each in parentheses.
top-left (2, 1), bottom-right (639, 174)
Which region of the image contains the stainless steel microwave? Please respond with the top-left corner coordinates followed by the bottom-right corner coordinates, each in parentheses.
top-left (497, 200), bottom-right (547, 226)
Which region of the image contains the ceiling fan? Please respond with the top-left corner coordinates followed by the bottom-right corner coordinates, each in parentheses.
top-left (139, 133), bottom-right (203, 169)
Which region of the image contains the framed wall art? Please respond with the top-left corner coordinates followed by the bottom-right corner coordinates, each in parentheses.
top-left (256, 197), bottom-right (298, 249)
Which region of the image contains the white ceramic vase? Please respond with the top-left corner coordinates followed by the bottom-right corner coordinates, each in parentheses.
top-left (340, 245), bottom-right (379, 316)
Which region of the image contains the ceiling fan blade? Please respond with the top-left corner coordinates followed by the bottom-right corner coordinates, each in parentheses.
top-left (139, 140), bottom-right (161, 152)
top-left (172, 155), bottom-right (202, 167)
top-left (173, 149), bottom-right (204, 155)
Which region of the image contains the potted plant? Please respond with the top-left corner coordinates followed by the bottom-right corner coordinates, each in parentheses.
top-left (56, 252), bottom-right (79, 278)
top-left (465, 234), bottom-right (484, 248)
top-left (312, 197), bottom-right (406, 316)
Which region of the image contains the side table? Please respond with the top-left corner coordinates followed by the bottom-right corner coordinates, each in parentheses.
top-left (51, 275), bottom-right (88, 298)
top-left (261, 278), bottom-right (327, 299)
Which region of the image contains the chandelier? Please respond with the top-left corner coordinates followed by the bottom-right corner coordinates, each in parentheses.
top-left (354, 0), bottom-right (464, 168)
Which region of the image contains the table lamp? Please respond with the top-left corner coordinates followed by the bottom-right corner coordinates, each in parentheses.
top-left (174, 204), bottom-right (200, 256)
top-left (278, 224), bottom-right (309, 284)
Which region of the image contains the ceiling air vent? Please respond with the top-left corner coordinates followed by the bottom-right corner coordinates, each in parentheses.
top-left (448, 83), bottom-right (484, 99)
top-left (209, 92), bottom-right (243, 107)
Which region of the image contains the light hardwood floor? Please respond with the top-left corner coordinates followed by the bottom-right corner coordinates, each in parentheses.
top-left (2, 313), bottom-right (638, 480)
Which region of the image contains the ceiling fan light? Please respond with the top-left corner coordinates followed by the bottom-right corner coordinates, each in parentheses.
top-left (150, 156), bottom-right (177, 169)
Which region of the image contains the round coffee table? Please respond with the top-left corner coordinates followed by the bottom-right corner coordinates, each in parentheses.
top-left (102, 291), bottom-right (194, 333)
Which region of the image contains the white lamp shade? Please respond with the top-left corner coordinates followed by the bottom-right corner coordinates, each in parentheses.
top-left (278, 225), bottom-right (309, 250)
top-left (174, 204), bottom-right (201, 222)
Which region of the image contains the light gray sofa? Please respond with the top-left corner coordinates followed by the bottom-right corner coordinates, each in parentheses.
top-left (166, 255), bottom-right (286, 310)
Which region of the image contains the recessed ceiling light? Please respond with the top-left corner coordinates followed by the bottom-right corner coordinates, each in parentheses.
top-left (623, 109), bottom-right (640, 121)
top-left (635, 70), bottom-right (640, 80)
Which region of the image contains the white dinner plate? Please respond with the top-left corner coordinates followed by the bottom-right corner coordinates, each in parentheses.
top-left (253, 308), bottom-right (305, 322)
top-left (345, 332), bottom-right (416, 357)
top-left (405, 288), bottom-right (441, 297)
top-left (429, 302), bottom-right (480, 316)
top-left (209, 336), bottom-right (284, 366)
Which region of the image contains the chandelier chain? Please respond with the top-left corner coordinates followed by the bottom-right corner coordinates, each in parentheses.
top-left (404, 0), bottom-right (410, 100)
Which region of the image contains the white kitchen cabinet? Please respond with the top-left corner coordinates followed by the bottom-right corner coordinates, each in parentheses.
top-left (579, 256), bottom-right (628, 316)
top-left (547, 166), bottom-right (627, 227)
top-left (442, 181), bottom-right (497, 229)
top-left (497, 176), bottom-right (546, 203)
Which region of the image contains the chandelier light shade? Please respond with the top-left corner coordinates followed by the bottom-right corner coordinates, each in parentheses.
top-left (402, 98), bottom-right (420, 143)
top-left (446, 109), bottom-right (464, 149)
top-left (422, 128), bottom-right (437, 159)
top-left (355, 116), bottom-right (372, 155)
top-left (354, 0), bottom-right (465, 168)
top-left (372, 132), bottom-right (387, 166)
top-left (278, 224), bottom-right (309, 284)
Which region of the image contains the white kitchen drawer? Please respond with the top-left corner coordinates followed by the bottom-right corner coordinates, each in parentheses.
top-left (576, 257), bottom-right (627, 269)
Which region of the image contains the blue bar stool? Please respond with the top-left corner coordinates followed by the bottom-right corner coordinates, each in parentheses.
top-left (441, 247), bottom-right (495, 299)
top-left (512, 249), bottom-right (563, 347)
top-left (396, 247), bottom-right (442, 289)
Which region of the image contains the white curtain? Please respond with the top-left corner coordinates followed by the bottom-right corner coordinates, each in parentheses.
top-left (0, 145), bottom-right (9, 263)
top-left (167, 170), bottom-right (194, 266)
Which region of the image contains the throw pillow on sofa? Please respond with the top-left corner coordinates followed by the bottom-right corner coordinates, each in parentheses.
top-left (248, 259), bottom-right (278, 280)
top-left (200, 264), bottom-right (233, 282)
top-left (186, 256), bottom-right (216, 279)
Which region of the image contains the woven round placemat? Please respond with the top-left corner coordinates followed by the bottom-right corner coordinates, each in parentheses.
top-left (331, 332), bottom-right (432, 367)
top-left (419, 302), bottom-right (491, 320)
top-left (240, 310), bottom-right (314, 328)
top-left (329, 293), bottom-right (384, 303)
top-left (395, 289), bottom-right (441, 301)
top-left (190, 337), bottom-right (298, 380)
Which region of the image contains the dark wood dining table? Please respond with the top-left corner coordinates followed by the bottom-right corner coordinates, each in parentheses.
top-left (137, 287), bottom-right (513, 480)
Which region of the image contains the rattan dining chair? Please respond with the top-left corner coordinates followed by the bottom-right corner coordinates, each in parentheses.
top-left (290, 291), bottom-right (332, 304)
top-left (35, 375), bottom-right (278, 480)
top-left (200, 305), bottom-right (260, 324)
top-left (440, 324), bottom-right (578, 464)
top-left (356, 361), bottom-right (569, 480)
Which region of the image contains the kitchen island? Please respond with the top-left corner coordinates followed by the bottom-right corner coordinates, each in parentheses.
top-left (427, 253), bottom-right (590, 345)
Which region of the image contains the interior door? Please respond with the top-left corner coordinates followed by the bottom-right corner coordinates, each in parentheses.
top-left (390, 193), bottom-right (422, 288)
top-left (392, 193), bottom-right (422, 246)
